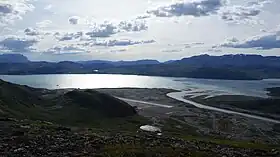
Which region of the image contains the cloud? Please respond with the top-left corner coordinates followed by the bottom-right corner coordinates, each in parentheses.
top-left (161, 49), bottom-right (183, 53)
top-left (136, 14), bottom-right (151, 19)
top-left (118, 20), bottom-right (148, 32)
top-left (221, 6), bottom-right (260, 22)
top-left (147, 0), bottom-right (225, 17)
top-left (48, 45), bottom-right (86, 54)
top-left (207, 48), bottom-right (222, 52)
top-left (23, 27), bottom-right (53, 38)
top-left (24, 28), bottom-right (39, 36)
top-left (46, 38), bottom-right (154, 54)
top-left (0, 36), bottom-right (38, 52)
top-left (53, 19), bottom-right (149, 42)
top-left (82, 39), bottom-right (155, 47)
top-left (85, 20), bottom-right (148, 38)
top-left (85, 22), bottom-right (117, 38)
top-left (93, 39), bottom-right (155, 47)
top-left (219, 0), bottom-right (271, 24)
top-left (55, 32), bottom-right (83, 41)
top-left (44, 4), bottom-right (52, 10)
top-left (110, 49), bottom-right (128, 53)
top-left (68, 16), bottom-right (80, 25)
top-left (0, 0), bottom-right (35, 26)
top-left (36, 20), bottom-right (52, 28)
top-left (184, 42), bottom-right (204, 48)
top-left (0, 3), bottom-right (13, 14)
top-left (220, 30), bottom-right (280, 50)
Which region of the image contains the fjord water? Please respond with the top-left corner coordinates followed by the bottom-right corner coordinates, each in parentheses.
top-left (1, 74), bottom-right (280, 97)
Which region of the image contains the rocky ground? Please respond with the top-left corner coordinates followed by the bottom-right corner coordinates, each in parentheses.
top-left (1, 83), bottom-right (280, 157)
top-left (1, 118), bottom-right (279, 157)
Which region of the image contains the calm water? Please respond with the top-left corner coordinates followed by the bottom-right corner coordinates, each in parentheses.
top-left (1, 74), bottom-right (280, 97)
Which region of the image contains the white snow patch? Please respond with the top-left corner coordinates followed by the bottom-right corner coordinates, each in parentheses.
top-left (140, 125), bottom-right (161, 132)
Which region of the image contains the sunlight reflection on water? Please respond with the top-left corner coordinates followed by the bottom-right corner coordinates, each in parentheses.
top-left (0, 74), bottom-right (185, 90)
top-left (1, 74), bottom-right (280, 97)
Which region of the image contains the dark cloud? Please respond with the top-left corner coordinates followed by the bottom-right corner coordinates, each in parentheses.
top-left (0, 4), bottom-right (13, 14)
top-left (0, 37), bottom-right (38, 52)
top-left (24, 28), bottom-right (40, 36)
top-left (68, 16), bottom-right (80, 25)
top-left (147, 0), bottom-right (224, 17)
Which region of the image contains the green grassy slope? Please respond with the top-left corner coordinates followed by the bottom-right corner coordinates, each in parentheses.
top-left (0, 79), bottom-right (138, 126)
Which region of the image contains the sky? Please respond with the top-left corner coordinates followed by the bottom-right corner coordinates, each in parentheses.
top-left (0, 0), bottom-right (280, 61)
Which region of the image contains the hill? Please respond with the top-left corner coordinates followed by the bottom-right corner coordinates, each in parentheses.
top-left (176, 54), bottom-right (280, 67)
top-left (0, 79), bottom-right (137, 125)
top-left (0, 54), bottom-right (29, 63)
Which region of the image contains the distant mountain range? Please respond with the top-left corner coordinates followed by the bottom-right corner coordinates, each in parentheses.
top-left (1, 53), bottom-right (280, 80)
